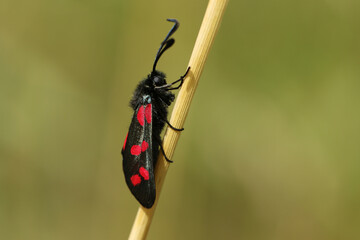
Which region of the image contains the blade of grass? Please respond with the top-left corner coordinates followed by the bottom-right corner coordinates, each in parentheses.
top-left (128, 0), bottom-right (228, 239)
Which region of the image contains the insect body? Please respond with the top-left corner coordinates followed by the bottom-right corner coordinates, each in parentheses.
top-left (122, 19), bottom-right (190, 208)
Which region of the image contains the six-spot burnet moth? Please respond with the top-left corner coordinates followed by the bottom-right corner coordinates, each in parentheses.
top-left (122, 19), bottom-right (190, 208)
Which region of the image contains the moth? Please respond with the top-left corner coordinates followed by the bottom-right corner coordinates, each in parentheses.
top-left (122, 19), bottom-right (190, 208)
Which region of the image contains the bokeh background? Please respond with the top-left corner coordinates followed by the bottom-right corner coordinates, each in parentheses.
top-left (1, 0), bottom-right (359, 239)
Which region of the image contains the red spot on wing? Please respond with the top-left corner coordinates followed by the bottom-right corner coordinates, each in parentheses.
top-left (139, 167), bottom-right (149, 180)
top-left (145, 104), bottom-right (152, 124)
top-left (130, 141), bottom-right (148, 155)
top-left (130, 174), bottom-right (141, 186)
top-left (130, 145), bottom-right (141, 155)
top-left (137, 106), bottom-right (145, 126)
top-left (141, 141), bottom-right (149, 152)
top-left (123, 132), bottom-right (128, 150)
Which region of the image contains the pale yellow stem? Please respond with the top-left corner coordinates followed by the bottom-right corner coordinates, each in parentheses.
top-left (128, 0), bottom-right (228, 239)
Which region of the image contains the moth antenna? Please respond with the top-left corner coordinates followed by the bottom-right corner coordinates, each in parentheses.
top-left (152, 19), bottom-right (179, 73)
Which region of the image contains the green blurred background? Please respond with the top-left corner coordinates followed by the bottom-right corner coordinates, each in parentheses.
top-left (1, 0), bottom-right (359, 239)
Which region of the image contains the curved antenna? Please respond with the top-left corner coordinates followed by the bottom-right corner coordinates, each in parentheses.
top-left (152, 19), bottom-right (179, 73)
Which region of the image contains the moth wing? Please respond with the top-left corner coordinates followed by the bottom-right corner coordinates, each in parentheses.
top-left (122, 98), bottom-right (155, 208)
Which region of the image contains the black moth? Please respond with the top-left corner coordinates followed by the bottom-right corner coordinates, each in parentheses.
top-left (122, 19), bottom-right (190, 208)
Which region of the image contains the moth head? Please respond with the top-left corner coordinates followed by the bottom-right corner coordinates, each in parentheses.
top-left (151, 71), bottom-right (167, 87)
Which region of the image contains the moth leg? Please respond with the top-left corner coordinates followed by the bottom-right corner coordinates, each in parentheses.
top-left (164, 118), bottom-right (184, 131)
top-left (166, 66), bottom-right (190, 90)
top-left (155, 67), bottom-right (190, 90)
top-left (154, 136), bottom-right (173, 163)
top-left (159, 143), bottom-right (173, 163)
